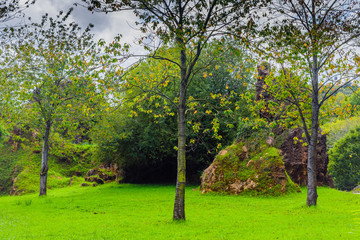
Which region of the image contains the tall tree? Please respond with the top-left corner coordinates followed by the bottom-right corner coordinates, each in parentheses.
top-left (92, 40), bottom-right (254, 184)
top-left (80, 0), bottom-right (266, 220)
top-left (0, 10), bottom-right (110, 196)
top-left (257, 0), bottom-right (360, 206)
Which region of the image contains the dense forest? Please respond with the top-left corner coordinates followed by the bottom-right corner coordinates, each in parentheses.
top-left (1, 0), bottom-right (360, 227)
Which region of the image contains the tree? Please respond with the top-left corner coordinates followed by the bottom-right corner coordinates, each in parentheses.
top-left (80, 0), bottom-right (266, 220)
top-left (0, 10), bottom-right (109, 196)
top-left (0, 0), bottom-right (35, 23)
top-left (257, 0), bottom-right (360, 206)
top-left (92, 41), bottom-right (254, 183)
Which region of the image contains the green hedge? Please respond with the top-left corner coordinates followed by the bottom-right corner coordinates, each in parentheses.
top-left (329, 127), bottom-right (360, 190)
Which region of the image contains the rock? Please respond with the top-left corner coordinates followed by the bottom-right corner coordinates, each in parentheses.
top-left (246, 160), bottom-right (254, 168)
top-left (200, 142), bottom-right (300, 195)
top-left (92, 183), bottom-right (98, 187)
top-left (230, 178), bottom-right (258, 194)
top-left (84, 177), bottom-right (104, 184)
top-left (255, 63), bottom-right (274, 122)
top-left (279, 128), bottom-right (334, 187)
top-left (98, 171), bottom-right (116, 182)
top-left (266, 136), bottom-right (274, 146)
top-left (219, 150), bottom-right (228, 156)
top-left (86, 169), bottom-right (98, 177)
top-left (255, 63), bottom-right (334, 188)
top-left (352, 185), bottom-right (360, 194)
top-left (81, 183), bottom-right (89, 187)
top-left (85, 163), bottom-right (123, 183)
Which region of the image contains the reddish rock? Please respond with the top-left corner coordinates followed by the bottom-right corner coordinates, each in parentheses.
top-left (280, 128), bottom-right (334, 187)
top-left (256, 64), bottom-right (274, 121)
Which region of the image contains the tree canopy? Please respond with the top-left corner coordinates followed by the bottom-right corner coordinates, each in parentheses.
top-left (255, 0), bottom-right (360, 206)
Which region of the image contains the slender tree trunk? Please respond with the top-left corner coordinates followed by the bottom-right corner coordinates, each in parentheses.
top-left (173, 47), bottom-right (187, 221)
top-left (307, 105), bottom-right (319, 206)
top-left (307, 57), bottom-right (319, 206)
top-left (39, 120), bottom-right (51, 196)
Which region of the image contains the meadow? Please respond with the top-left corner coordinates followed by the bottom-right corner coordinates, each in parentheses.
top-left (0, 184), bottom-right (359, 239)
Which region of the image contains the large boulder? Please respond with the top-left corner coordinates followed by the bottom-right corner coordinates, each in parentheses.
top-left (280, 128), bottom-right (334, 187)
top-left (201, 142), bottom-right (300, 195)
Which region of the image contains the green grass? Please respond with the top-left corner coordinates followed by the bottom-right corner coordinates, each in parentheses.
top-left (0, 184), bottom-right (359, 239)
top-left (0, 142), bottom-right (98, 195)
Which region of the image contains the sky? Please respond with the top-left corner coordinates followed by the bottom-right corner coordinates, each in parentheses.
top-left (6, 0), bottom-right (145, 56)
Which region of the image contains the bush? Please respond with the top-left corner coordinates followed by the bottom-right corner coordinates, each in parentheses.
top-left (329, 127), bottom-right (360, 190)
top-left (0, 123), bottom-right (9, 146)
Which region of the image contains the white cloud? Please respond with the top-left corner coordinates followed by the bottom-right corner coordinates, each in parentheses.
top-left (20, 0), bottom-right (144, 53)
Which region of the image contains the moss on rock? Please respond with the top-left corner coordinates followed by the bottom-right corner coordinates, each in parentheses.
top-left (200, 142), bottom-right (300, 196)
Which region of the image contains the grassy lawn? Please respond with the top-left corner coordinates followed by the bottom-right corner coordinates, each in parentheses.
top-left (0, 184), bottom-right (359, 239)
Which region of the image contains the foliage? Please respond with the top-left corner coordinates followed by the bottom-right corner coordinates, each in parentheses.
top-left (93, 108), bottom-right (178, 183)
top-left (322, 116), bottom-right (360, 149)
top-left (0, 184), bottom-right (359, 239)
top-left (254, 0), bottom-right (360, 206)
top-left (329, 127), bottom-right (360, 191)
top-left (1, 11), bottom-right (105, 135)
top-left (92, 42), bottom-right (254, 183)
top-left (0, 0), bottom-right (35, 23)
top-left (349, 89), bottom-right (360, 109)
top-left (0, 9), bottom-right (127, 195)
top-left (7, 141), bottom-right (96, 195)
top-left (0, 144), bottom-right (23, 194)
top-left (0, 122), bottom-right (8, 145)
top-left (81, 0), bottom-right (268, 220)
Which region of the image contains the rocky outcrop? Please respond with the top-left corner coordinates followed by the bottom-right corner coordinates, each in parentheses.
top-left (85, 163), bottom-right (123, 184)
top-left (200, 143), bottom-right (300, 195)
top-left (280, 128), bottom-right (334, 187)
top-left (255, 63), bottom-right (274, 121)
top-left (255, 63), bottom-right (334, 188)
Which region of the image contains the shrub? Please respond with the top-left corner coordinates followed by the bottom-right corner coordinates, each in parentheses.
top-left (329, 127), bottom-right (360, 190)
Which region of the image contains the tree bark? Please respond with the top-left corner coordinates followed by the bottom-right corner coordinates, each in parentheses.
top-left (307, 56), bottom-right (319, 206)
top-left (173, 45), bottom-right (187, 221)
top-left (39, 120), bottom-right (51, 196)
top-left (173, 105), bottom-right (186, 220)
top-left (307, 105), bottom-right (319, 206)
